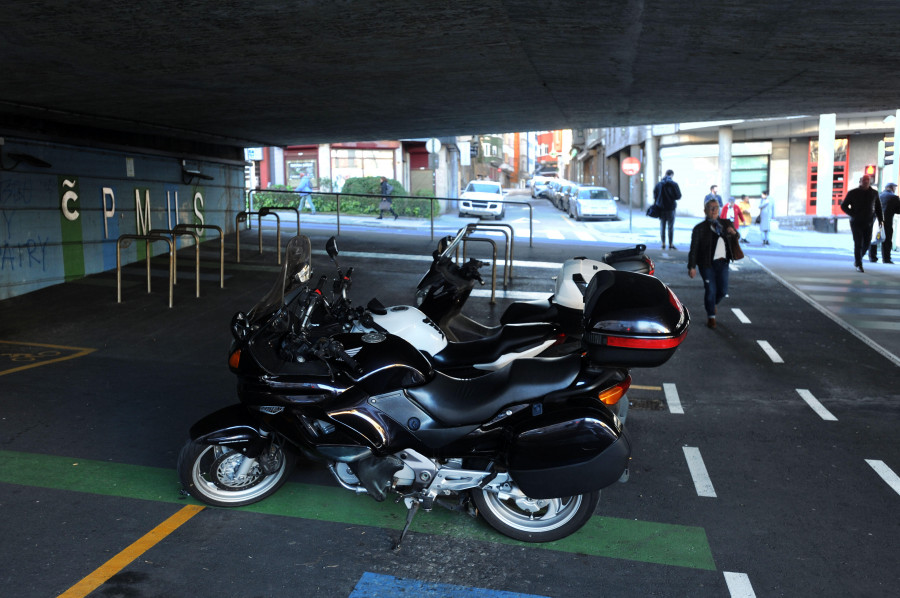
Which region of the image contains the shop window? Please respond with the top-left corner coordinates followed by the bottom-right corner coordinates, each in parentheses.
top-left (730, 155), bottom-right (769, 199)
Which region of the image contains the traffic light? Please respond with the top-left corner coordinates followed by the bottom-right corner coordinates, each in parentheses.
top-left (864, 164), bottom-right (877, 179)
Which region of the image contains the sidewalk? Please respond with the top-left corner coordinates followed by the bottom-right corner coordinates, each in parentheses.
top-left (284, 208), bottom-right (860, 256)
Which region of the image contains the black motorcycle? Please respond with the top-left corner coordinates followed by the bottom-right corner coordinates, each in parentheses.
top-left (178, 235), bottom-right (689, 545)
top-left (415, 227), bottom-right (654, 345)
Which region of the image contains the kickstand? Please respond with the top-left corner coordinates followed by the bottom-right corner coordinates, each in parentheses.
top-left (391, 500), bottom-right (420, 551)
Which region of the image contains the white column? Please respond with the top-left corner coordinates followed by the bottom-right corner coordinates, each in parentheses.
top-left (718, 126), bottom-right (733, 202)
top-left (769, 140), bottom-right (790, 216)
top-left (644, 130), bottom-right (657, 209)
top-left (817, 114), bottom-right (836, 217)
top-left (317, 144), bottom-right (332, 189)
top-left (891, 109), bottom-right (900, 186)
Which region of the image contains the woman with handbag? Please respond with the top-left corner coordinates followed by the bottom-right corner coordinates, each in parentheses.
top-left (758, 190), bottom-right (774, 246)
top-left (688, 199), bottom-right (740, 329)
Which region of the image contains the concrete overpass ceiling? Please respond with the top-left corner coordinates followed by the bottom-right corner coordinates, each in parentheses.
top-left (1, 1), bottom-right (897, 149)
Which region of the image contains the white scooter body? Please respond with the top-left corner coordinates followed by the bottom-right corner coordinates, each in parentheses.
top-left (554, 258), bottom-right (616, 310)
top-left (351, 305), bottom-right (554, 371)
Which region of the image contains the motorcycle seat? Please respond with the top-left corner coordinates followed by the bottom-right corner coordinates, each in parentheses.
top-left (406, 353), bottom-right (582, 426)
top-left (499, 297), bottom-right (555, 325)
top-left (430, 322), bottom-right (559, 370)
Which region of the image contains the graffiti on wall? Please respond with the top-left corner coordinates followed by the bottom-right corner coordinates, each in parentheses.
top-left (0, 176), bottom-right (56, 273)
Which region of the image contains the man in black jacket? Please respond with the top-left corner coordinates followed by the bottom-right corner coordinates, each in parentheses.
top-left (688, 199), bottom-right (739, 329)
top-left (869, 182), bottom-right (899, 264)
top-left (841, 174), bottom-right (883, 272)
top-left (653, 169), bottom-right (682, 250)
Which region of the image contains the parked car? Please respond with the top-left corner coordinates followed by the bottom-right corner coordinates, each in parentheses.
top-left (545, 179), bottom-right (564, 206)
top-left (458, 180), bottom-right (506, 220)
top-left (531, 175), bottom-right (557, 199)
top-left (568, 186), bottom-right (619, 221)
top-left (557, 182), bottom-right (578, 212)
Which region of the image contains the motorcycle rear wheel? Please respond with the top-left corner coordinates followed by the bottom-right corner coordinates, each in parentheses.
top-left (471, 482), bottom-right (600, 542)
top-left (177, 440), bottom-right (296, 507)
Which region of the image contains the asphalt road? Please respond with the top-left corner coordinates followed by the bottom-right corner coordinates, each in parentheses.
top-left (1, 202), bottom-right (898, 598)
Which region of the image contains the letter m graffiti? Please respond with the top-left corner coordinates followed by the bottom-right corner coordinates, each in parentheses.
top-left (135, 188), bottom-right (151, 235)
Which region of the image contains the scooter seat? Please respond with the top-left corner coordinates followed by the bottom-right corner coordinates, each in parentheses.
top-left (430, 322), bottom-right (559, 370)
top-left (406, 353), bottom-right (582, 426)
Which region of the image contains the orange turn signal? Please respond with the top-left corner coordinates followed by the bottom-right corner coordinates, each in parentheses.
top-left (228, 349), bottom-right (241, 369)
top-left (598, 376), bottom-right (632, 405)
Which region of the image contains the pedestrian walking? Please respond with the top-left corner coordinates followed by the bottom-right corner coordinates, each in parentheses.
top-left (377, 176), bottom-right (398, 220)
top-left (688, 199), bottom-right (740, 329)
top-left (653, 169), bottom-right (682, 250)
top-left (295, 172), bottom-right (316, 214)
top-left (840, 174), bottom-right (883, 272)
top-left (720, 195), bottom-right (747, 243)
top-left (868, 182), bottom-right (899, 264)
top-left (757, 189), bottom-right (774, 246)
top-left (705, 185), bottom-right (723, 208)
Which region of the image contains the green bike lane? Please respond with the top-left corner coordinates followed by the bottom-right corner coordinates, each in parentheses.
top-left (0, 449), bottom-right (716, 574)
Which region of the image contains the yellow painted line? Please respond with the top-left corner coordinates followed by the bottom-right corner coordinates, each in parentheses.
top-left (631, 384), bottom-right (662, 391)
top-left (57, 505), bottom-right (204, 598)
top-left (0, 340), bottom-right (95, 376)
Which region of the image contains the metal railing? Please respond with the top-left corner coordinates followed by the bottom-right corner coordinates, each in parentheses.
top-left (246, 188), bottom-right (534, 246)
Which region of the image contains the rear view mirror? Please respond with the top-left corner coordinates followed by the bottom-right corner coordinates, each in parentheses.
top-left (325, 237), bottom-right (339, 264)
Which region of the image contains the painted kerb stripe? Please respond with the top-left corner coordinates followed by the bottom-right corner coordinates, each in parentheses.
top-left (723, 571), bottom-right (757, 598)
top-left (0, 450), bottom-right (715, 570)
top-left (350, 572), bottom-right (548, 598)
top-left (664, 383), bottom-right (683, 414)
top-left (683, 447), bottom-right (717, 498)
top-left (58, 505), bottom-right (204, 598)
top-left (865, 460), bottom-right (900, 497)
top-left (795, 389), bottom-right (838, 421)
top-left (757, 340), bottom-right (784, 363)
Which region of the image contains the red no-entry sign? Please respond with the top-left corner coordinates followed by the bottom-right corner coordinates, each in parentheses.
top-left (621, 157), bottom-right (641, 176)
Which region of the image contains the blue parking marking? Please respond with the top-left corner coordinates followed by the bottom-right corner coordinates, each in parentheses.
top-left (349, 572), bottom-right (549, 597)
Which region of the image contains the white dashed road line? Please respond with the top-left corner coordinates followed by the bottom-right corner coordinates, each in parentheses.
top-left (683, 446), bottom-right (717, 497)
top-left (732, 308), bottom-right (751, 324)
top-left (756, 340), bottom-right (784, 363)
top-left (866, 460), bottom-right (900, 497)
top-left (724, 571), bottom-right (757, 598)
top-left (795, 389), bottom-right (837, 421)
top-left (663, 383), bottom-right (683, 414)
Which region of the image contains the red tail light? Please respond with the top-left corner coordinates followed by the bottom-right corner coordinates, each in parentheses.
top-left (228, 349), bottom-right (241, 369)
top-left (605, 329), bottom-right (688, 349)
top-left (645, 257), bottom-right (655, 275)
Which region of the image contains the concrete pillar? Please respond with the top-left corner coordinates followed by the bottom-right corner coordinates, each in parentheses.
top-left (318, 144), bottom-right (332, 190)
top-left (817, 114), bottom-right (836, 217)
top-left (769, 140), bottom-right (790, 219)
top-left (644, 131), bottom-right (657, 209)
top-left (718, 126), bottom-right (733, 202)
top-left (891, 109), bottom-right (900, 186)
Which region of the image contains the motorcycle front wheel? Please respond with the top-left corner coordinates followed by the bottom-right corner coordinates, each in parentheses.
top-left (177, 440), bottom-right (296, 507)
top-left (471, 481), bottom-right (600, 542)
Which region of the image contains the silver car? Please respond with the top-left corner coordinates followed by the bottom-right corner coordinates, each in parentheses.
top-left (568, 186), bottom-right (619, 221)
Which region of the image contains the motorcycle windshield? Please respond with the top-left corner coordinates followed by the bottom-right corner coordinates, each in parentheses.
top-left (247, 235), bottom-right (313, 323)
